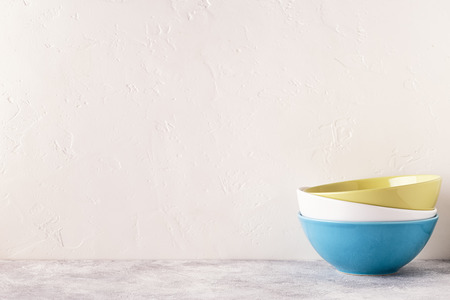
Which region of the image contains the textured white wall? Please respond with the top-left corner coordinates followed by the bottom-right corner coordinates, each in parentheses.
top-left (1, 0), bottom-right (449, 259)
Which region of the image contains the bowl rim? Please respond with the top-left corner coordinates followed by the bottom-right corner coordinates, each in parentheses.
top-left (303, 174), bottom-right (441, 195)
top-left (297, 212), bottom-right (439, 225)
top-left (297, 187), bottom-right (439, 214)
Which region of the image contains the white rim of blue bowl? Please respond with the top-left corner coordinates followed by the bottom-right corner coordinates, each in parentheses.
top-left (298, 212), bottom-right (439, 225)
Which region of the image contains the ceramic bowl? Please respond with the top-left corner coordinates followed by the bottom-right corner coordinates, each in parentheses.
top-left (298, 213), bottom-right (438, 275)
top-left (297, 188), bottom-right (437, 222)
top-left (303, 175), bottom-right (441, 210)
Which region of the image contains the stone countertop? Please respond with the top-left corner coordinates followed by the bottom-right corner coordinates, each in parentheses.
top-left (0, 260), bottom-right (449, 299)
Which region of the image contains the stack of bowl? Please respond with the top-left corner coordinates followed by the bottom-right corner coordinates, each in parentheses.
top-left (297, 175), bottom-right (441, 275)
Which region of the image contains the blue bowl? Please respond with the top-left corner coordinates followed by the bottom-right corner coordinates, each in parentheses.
top-left (298, 213), bottom-right (438, 275)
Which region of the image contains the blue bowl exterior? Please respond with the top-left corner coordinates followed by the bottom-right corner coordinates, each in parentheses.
top-left (298, 214), bottom-right (438, 275)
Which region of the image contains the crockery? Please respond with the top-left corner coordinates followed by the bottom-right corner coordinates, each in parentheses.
top-left (303, 175), bottom-right (441, 210)
top-left (298, 213), bottom-right (438, 275)
top-left (297, 187), bottom-right (437, 222)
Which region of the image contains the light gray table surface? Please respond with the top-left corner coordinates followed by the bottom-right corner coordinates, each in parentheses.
top-left (0, 260), bottom-right (449, 299)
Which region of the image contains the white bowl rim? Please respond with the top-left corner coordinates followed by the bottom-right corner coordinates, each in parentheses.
top-left (297, 187), bottom-right (437, 222)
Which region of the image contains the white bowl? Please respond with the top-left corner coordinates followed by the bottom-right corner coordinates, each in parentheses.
top-left (297, 187), bottom-right (437, 222)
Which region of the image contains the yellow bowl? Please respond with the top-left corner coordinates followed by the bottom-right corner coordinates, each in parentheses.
top-left (303, 175), bottom-right (441, 210)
